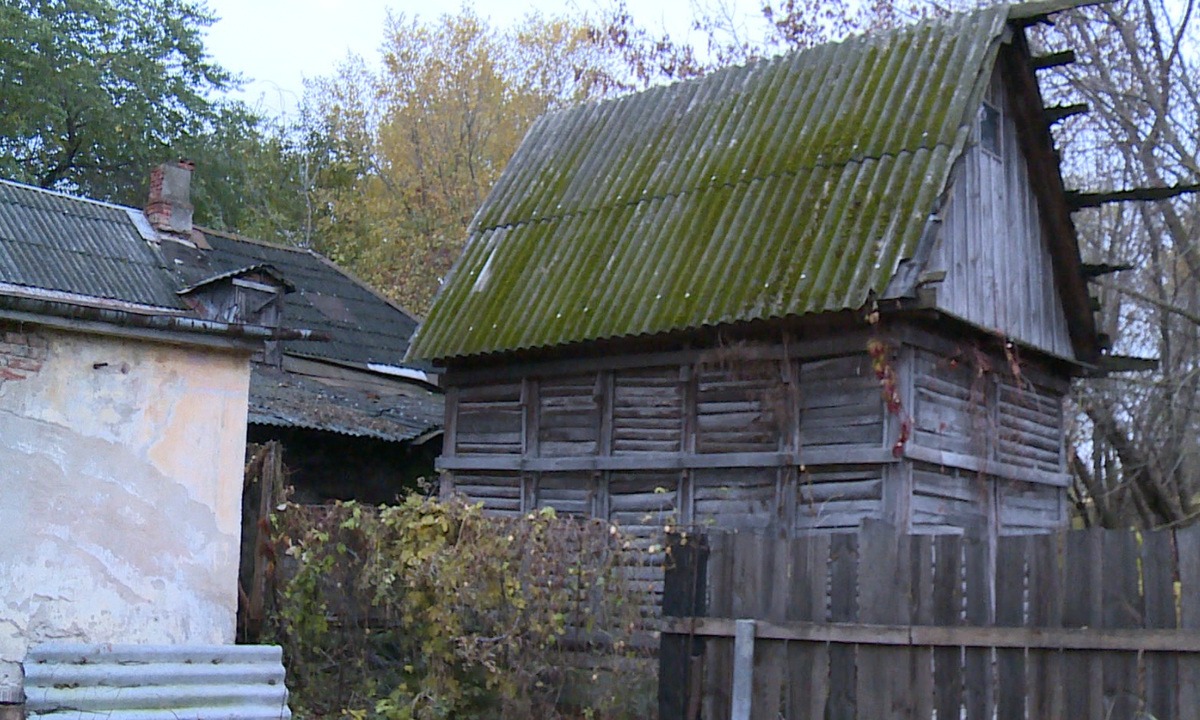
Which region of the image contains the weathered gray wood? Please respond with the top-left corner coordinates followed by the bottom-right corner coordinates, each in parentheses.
top-left (1064, 530), bottom-right (1104, 719)
top-left (1101, 531), bottom-right (1139, 720)
top-left (928, 62), bottom-right (1075, 359)
top-left (731, 619), bottom-right (755, 720)
top-left (1141, 530), bottom-right (1176, 720)
top-left (933, 533), bottom-right (963, 719)
top-left (909, 535), bottom-right (935, 719)
top-left (659, 617), bottom-right (1200, 652)
top-left (1027, 532), bottom-right (1064, 718)
top-left (995, 536), bottom-right (1026, 720)
top-left (1177, 525), bottom-right (1200, 715)
top-left (904, 443), bottom-right (1072, 487)
top-left (786, 534), bottom-right (830, 719)
top-left (963, 526), bottom-right (993, 719)
top-left (857, 521), bottom-right (914, 718)
top-left (826, 533), bottom-right (857, 720)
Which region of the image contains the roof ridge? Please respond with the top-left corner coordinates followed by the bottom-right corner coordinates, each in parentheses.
top-left (0, 178), bottom-right (136, 214)
top-left (195, 225), bottom-right (315, 254)
top-left (473, 143), bottom-right (960, 235)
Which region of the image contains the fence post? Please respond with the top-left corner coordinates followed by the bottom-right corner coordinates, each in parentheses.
top-left (731, 619), bottom-right (756, 720)
top-left (658, 533), bottom-right (709, 720)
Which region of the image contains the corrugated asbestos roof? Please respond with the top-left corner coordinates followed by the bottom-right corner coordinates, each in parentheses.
top-left (0, 180), bottom-right (186, 310)
top-left (408, 4), bottom-right (1050, 362)
top-left (24, 643), bottom-right (291, 719)
top-left (248, 364), bottom-right (442, 443)
top-left (192, 231), bottom-right (420, 368)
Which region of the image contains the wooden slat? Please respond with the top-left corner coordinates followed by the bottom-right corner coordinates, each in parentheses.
top-left (1101, 532), bottom-right (1140, 720)
top-left (786, 534), bottom-right (830, 719)
top-left (1177, 525), bottom-right (1200, 715)
top-left (1141, 530), bottom-right (1177, 720)
top-left (963, 527), bottom-right (993, 719)
top-left (826, 533), bottom-right (857, 720)
top-left (1064, 530), bottom-right (1104, 720)
top-left (857, 521), bottom-right (914, 718)
top-left (933, 534), bottom-right (963, 719)
top-left (995, 536), bottom-right (1026, 720)
top-left (1027, 532), bottom-right (1064, 717)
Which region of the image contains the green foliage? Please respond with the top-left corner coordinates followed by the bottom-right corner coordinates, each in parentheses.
top-left (266, 495), bottom-right (655, 720)
top-left (0, 0), bottom-right (259, 211)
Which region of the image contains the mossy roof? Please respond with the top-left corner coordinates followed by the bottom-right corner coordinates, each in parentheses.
top-left (408, 3), bottom-right (1085, 362)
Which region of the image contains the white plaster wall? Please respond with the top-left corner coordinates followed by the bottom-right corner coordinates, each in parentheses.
top-left (0, 327), bottom-right (251, 684)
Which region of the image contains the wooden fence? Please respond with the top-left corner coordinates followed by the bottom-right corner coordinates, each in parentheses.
top-left (659, 521), bottom-right (1200, 719)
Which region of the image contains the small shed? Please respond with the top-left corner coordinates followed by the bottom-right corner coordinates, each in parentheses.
top-left (407, 2), bottom-right (1106, 552)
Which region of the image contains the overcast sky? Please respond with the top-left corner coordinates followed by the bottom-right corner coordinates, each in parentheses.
top-left (201, 0), bottom-right (758, 118)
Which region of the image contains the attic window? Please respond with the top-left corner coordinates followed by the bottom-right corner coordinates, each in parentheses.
top-left (980, 101), bottom-right (1002, 157)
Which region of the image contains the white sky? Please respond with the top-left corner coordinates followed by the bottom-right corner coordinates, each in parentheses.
top-left (201, 0), bottom-right (757, 118)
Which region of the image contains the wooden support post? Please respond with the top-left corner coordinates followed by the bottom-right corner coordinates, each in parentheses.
top-left (730, 619), bottom-right (756, 720)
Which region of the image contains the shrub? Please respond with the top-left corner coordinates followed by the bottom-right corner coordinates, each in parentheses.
top-left (265, 494), bottom-right (655, 719)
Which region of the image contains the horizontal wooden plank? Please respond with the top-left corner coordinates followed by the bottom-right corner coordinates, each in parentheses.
top-left (661, 617), bottom-right (1200, 653)
top-left (904, 444), bottom-right (1071, 487)
top-left (441, 450), bottom-right (898, 471)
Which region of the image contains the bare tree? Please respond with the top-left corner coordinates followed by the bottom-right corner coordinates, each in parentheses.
top-left (1035, 0), bottom-right (1200, 527)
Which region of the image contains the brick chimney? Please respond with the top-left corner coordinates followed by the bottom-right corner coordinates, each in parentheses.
top-left (145, 160), bottom-right (194, 235)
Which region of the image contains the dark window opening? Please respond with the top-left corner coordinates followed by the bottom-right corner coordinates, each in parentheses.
top-left (980, 102), bottom-right (1001, 157)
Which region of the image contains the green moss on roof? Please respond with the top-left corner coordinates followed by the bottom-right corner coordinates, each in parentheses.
top-left (408, 5), bottom-right (1024, 362)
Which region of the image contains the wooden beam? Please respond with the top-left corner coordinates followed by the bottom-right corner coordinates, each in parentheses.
top-left (1043, 103), bottom-right (1089, 125)
top-left (661, 616), bottom-right (1200, 653)
top-left (1096, 355), bottom-right (1158, 373)
top-left (1081, 262), bottom-right (1133, 278)
top-left (1067, 182), bottom-right (1200, 209)
top-left (1032, 50), bottom-right (1076, 69)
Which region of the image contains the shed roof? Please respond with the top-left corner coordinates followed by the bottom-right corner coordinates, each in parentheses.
top-left (187, 230), bottom-right (420, 369)
top-left (408, 2), bottom-right (1095, 362)
top-left (0, 180), bottom-right (186, 312)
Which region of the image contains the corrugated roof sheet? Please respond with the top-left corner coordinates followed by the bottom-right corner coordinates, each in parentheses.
top-left (248, 364), bottom-right (442, 443)
top-left (0, 180), bottom-right (186, 311)
top-left (24, 643), bottom-right (291, 719)
top-left (191, 231), bottom-right (420, 369)
top-left (408, 6), bottom-right (1019, 361)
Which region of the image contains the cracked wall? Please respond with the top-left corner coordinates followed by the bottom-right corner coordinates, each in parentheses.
top-left (0, 324), bottom-right (250, 688)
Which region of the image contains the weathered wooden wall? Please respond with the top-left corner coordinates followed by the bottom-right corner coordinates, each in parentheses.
top-left (440, 326), bottom-right (1070, 605)
top-left (929, 65), bottom-right (1075, 361)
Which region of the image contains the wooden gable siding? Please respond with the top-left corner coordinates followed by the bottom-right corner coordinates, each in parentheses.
top-left (929, 65), bottom-right (1075, 360)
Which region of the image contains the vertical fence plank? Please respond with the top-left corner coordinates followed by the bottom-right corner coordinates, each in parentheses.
top-left (1027, 532), bottom-right (1064, 718)
top-left (933, 534), bottom-right (963, 720)
top-left (1176, 525), bottom-right (1200, 715)
top-left (1101, 531), bottom-right (1140, 719)
top-left (753, 535), bottom-right (792, 720)
top-left (1141, 530), bottom-right (1177, 720)
top-left (995, 536), bottom-right (1026, 720)
top-left (963, 526), bottom-right (993, 720)
top-left (659, 533), bottom-right (710, 720)
top-left (1064, 530), bottom-right (1104, 719)
top-left (857, 521), bottom-right (912, 718)
top-left (910, 535), bottom-right (935, 720)
top-left (826, 532), bottom-right (858, 720)
top-left (787, 534), bottom-right (830, 720)
top-left (704, 532), bottom-right (734, 720)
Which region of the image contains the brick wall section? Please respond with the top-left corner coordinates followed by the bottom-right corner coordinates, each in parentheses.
top-left (0, 325), bottom-right (47, 382)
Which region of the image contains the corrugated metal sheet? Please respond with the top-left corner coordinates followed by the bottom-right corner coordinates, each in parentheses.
top-left (0, 181), bottom-right (186, 311)
top-left (24, 643), bottom-right (291, 720)
top-left (249, 364), bottom-right (442, 442)
top-left (408, 7), bottom-right (1019, 361)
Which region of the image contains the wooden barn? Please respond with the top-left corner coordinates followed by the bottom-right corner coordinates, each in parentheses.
top-left (406, 2), bottom-right (1109, 551)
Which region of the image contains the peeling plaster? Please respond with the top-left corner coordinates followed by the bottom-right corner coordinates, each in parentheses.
top-left (0, 328), bottom-right (251, 671)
